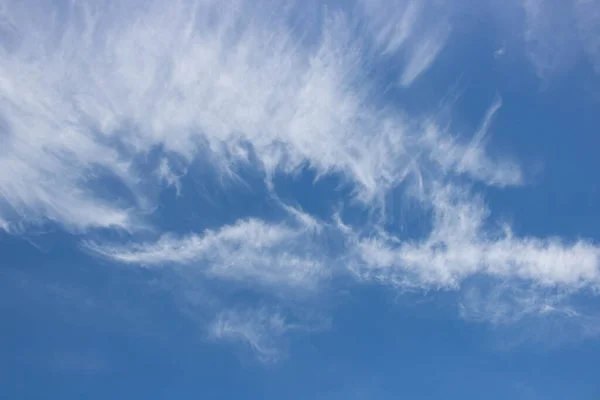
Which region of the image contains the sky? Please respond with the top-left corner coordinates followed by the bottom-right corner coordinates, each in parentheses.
top-left (1, 0), bottom-right (600, 398)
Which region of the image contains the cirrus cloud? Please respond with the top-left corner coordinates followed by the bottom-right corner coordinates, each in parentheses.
top-left (1, 0), bottom-right (599, 359)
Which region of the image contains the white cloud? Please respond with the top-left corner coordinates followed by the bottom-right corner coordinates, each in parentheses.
top-left (0, 0), bottom-right (442, 229)
top-left (459, 282), bottom-right (600, 347)
top-left (364, 0), bottom-right (422, 56)
top-left (361, 0), bottom-right (451, 86)
top-left (85, 216), bottom-right (329, 292)
top-left (208, 307), bottom-right (296, 362)
top-left (522, 0), bottom-right (577, 79)
top-left (0, 0), bottom-right (514, 231)
top-left (348, 185), bottom-right (600, 290)
top-left (399, 25), bottom-right (450, 86)
top-left (522, 0), bottom-right (600, 79)
top-left (458, 282), bottom-right (574, 326)
top-left (2, 0), bottom-right (600, 355)
top-left (421, 97), bottom-right (523, 187)
top-left (88, 180), bottom-right (600, 325)
top-left (156, 158), bottom-right (184, 196)
top-left (0, 217), bottom-right (9, 232)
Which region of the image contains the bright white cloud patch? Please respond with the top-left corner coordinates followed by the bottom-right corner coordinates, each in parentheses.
top-left (1, 0), bottom-right (599, 359)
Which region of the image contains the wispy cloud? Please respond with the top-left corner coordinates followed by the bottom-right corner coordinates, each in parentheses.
top-left (0, 0), bottom-right (468, 231)
top-left (0, 217), bottom-right (9, 232)
top-left (459, 282), bottom-right (600, 348)
top-left (88, 180), bottom-right (600, 332)
top-left (2, 0), bottom-right (600, 359)
top-left (85, 215), bottom-right (329, 293)
top-left (363, 0), bottom-right (422, 56)
top-left (361, 0), bottom-right (451, 86)
top-left (208, 307), bottom-right (296, 362)
top-left (399, 25), bottom-right (450, 86)
top-left (459, 282), bottom-right (574, 326)
top-left (522, 0), bottom-right (600, 79)
top-left (421, 97), bottom-right (523, 187)
top-left (348, 185), bottom-right (600, 289)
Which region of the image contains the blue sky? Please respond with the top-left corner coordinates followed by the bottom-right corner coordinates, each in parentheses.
top-left (1, 0), bottom-right (600, 398)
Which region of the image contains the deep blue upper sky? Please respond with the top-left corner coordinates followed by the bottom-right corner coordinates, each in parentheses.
top-left (1, 0), bottom-right (600, 399)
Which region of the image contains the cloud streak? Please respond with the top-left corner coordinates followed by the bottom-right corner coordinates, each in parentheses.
top-left (348, 185), bottom-right (600, 290)
top-left (85, 216), bottom-right (329, 293)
